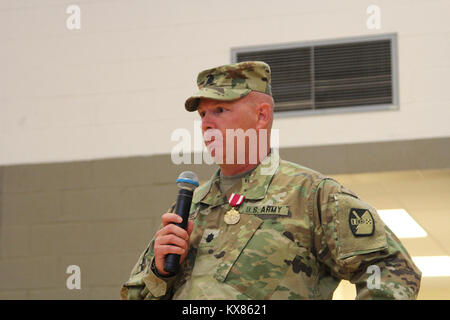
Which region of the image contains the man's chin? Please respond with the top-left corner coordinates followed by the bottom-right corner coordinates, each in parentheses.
top-left (204, 147), bottom-right (226, 165)
top-left (205, 141), bottom-right (222, 154)
top-left (209, 151), bottom-right (225, 164)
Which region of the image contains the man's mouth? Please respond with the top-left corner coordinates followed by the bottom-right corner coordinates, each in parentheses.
top-left (203, 130), bottom-right (221, 146)
top-left (205, 139), bottom-right (219, 152)
top-left (205, 137), bottom-right (215, 146)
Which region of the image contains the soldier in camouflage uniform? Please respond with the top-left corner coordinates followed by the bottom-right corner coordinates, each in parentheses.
top-left (121, 61), bottom-right (421, 300)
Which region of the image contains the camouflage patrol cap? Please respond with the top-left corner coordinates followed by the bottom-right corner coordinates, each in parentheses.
top-left (184, 61), bottom-right (272, 112)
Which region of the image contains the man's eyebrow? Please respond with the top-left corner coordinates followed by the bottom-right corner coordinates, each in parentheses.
top-left (198, 103), bottom-right (228, 112)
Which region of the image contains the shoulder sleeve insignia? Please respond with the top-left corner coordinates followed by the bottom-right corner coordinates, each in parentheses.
top-left (349, 208), bottom-right (374, 237)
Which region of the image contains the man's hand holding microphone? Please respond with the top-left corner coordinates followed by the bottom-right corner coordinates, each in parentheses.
top-left (153, 171), bottom-right (198, 277)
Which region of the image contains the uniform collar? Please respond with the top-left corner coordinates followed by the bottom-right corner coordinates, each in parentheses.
top-left (192, 150), bottom-right (280, 206)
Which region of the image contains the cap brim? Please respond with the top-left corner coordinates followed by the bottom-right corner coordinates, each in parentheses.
top-left (184, 87), bottom-right (252, 112)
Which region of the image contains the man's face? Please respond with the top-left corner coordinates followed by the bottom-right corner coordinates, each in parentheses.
top-left (197, 96), bottom-right (259, 164)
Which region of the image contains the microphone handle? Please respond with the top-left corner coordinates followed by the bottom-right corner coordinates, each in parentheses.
top-left (164, 188), bottom-right (193, 274)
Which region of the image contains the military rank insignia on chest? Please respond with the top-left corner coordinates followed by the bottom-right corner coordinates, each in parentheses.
top-left (349, 208), bottom-right (375, 237)
top-left (224, 193), bottom-right (245, 225)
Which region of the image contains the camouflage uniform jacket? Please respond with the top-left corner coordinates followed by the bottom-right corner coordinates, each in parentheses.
top-left (121, 151), bottom-right (421, 300)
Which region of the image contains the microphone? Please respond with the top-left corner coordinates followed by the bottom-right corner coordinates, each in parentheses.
top-left (164, 171), bottom-right (199, 274)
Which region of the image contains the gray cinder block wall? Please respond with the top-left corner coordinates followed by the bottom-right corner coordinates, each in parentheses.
top-left (0, 155), bottom-right (215, 299)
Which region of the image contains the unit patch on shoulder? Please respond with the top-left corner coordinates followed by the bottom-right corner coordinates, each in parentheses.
top-left (349, 208), bottom-right (375, 237)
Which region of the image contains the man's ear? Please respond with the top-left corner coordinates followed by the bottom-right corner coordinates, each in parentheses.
top-left (256, 102), bottom-right (272, 129)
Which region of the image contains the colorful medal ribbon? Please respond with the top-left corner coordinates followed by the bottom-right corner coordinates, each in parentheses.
top-left (224, 193), bottom-right (245, 225)
top-left (228, 193), bottom-right (245, 207)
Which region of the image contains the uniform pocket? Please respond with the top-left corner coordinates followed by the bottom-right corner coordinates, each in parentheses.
top-left (331, 192), bottom-right (388, 260)
top-left (213, 215), bottom-right (298, 299)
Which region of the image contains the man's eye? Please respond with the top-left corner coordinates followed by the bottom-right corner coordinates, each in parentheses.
top-left (216, 107), bottom-right (224, 113)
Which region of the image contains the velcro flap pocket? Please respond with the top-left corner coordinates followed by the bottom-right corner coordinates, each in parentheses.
top-left (214, 215), bottom-right (298, 299)
top-left (331, 193), bottom-right (388, 260)
top-left (213, 215), bottom-right (263, 282)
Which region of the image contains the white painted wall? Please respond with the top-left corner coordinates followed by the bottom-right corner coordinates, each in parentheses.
top-left (0, 0), bottom-right (449, 165)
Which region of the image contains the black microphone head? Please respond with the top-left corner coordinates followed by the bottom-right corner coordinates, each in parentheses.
top-left (176, 171), bottom-right (199, 191)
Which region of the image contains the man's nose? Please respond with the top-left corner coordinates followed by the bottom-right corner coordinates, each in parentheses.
top-left (201, 111), bottom-right (216, 132)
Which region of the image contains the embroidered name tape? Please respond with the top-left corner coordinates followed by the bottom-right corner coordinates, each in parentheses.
top-left (241, 205), bottom-right (289, 216)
